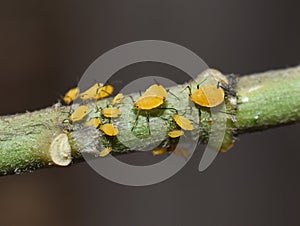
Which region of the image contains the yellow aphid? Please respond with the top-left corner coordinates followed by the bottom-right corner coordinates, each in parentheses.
top-left (168, 130), bottom-right (184, 138)
top-left (152, 148), bottom-right (167, 156)
top-left (63, 87), bottom-right (80, 104)
top-left (80, 83), bottom-right (104, 100)
top-left (100, 123), bottom-right (119, 136)
top-left (112, 93), bottom-right (124, 105)
top-left (134, 96), bottom-right (164, 110)
top-left (84, 118), bottom-right (101, 128)
top-left (99, 147), bottom-right (112, 157)
top-left (143, 84), bottom-right (167, 99)
top-left (132, 84), bottom-right (167, 133)
top-left (101, 107), bottom-right (121, 118)
top-left (96, 85), bottom-right (114, 99)
top-left (173, 114), bottom-right (194, 131)
top-left (69, 105), bottom-right (89, 122)
top-left (190, 85), bottom-right (224, 107)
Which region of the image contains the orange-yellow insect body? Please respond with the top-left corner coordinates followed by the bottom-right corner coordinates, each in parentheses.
top-left (152, 148), bottom-right (167, 156)
top-left (173, 114), bottom-right (194, 131)
top-left (132, 84), bottom-right (168, 133)
top-left (190, 85), bottom-right (224, 107)
top-left (99, 147), bottom-right (112, 157)
top-left (63, 87), bottom-right (80, 104)
top-left (80, 83), bottom-right (104, 100)
top-left (134, 96), bottom-right (164, 110)
top-left (84, 118), bottom-right (101, 128)
top-left (69, 105), bottom-right (89, 122)
top-left (134, 84), bottom-right (167, 110)
top-left (112, 93), bottom-right (124, 105)
top-left (96, 85), bottom-right (114, 99)
top-left (101, 107), bottom-right (122, 118)
top-left (100, 124), bottom-right (119, 136)
top-left (168, 130), bottom-right (184, 138)
top-left (143, 84), bottom-right (167, 99)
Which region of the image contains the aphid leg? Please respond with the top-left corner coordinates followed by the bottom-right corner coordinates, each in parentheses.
top-left (157, 107), bottom-right (178, 114)
top-left (146, 112), bottom-right (151, 135)
top-left (131, 110), bottom-right (140, 132)
top-left (198, 108), bottom-right (202, 126)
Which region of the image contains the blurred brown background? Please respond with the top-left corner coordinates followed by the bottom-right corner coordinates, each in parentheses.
top-left (0, 0), bottom-right (300, 225)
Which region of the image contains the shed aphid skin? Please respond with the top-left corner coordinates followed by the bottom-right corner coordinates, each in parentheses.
top-left (69, 105), bottom-right (89, 122)
top-left (49, 133), bottom-right (72, 166)
top-left (101, 107), bottom-right (122, 118)
top-left (84, 118), bottom-right (101, 128)
top-left (63, 87), bottom-right (80, 105)
top-left (80, 83), bottom-right (104, 100)
top-left (111, 93), bottom-right (124, 106)
top-left (99, 147), bottom-right (112, 157)
top-left (173, 114), bottom-right (194, 131)
top-left (152, 147), bottom-right (167, 156)
top-left (168, 130), bottom-right (184, 138)
top-left (100, 123), bottom-right (119, 136)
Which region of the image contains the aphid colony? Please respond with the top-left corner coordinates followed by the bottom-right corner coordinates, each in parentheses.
top-left (62, 73), bottom-right (234, 157)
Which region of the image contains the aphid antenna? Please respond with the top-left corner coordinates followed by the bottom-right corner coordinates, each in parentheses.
top-left (129, 95), bottom-right (135, 104)
top-left (196, 77), bottom-right (209, 89)
top-left (166, 89), bottom-right (180, 100)
top-left (217, 82), bottom-right (237, 96)
top-left (181, 85), bottom-right (192, 95)
top-left (153, 78), bottom-right (160, 85)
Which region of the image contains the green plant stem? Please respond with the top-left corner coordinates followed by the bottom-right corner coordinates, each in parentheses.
top-left (0, 66), bottom-right (299, 175)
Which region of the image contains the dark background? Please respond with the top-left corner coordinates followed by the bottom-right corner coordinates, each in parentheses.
top-left (0, 0), bottom-right (300, 225)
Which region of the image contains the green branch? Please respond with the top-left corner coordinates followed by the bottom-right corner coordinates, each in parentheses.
top-left (0, 66), bottom-right (299, 175)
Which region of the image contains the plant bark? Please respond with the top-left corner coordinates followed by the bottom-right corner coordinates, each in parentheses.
top-left (0, 66), bottom-right (299, 175)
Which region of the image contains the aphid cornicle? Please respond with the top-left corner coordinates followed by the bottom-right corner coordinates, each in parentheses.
top-left (100, 123), bottom-right (119, 136)
top-left (84, 118), bottom-right (101, 128)
top-left (168, 130), bottom-right (184, 138)
top-left (69, 105), bottom-right (89, 122)
top-left (173, 114), bottom-right (194, 131)
top-left (101, 107), bottom-right (122, 118)
top-left (63, 87), bottom-right (80, 105)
